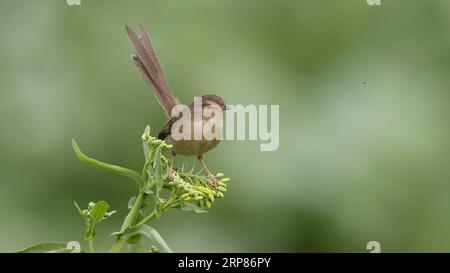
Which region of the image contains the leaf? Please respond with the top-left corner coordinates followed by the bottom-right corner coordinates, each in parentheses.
top-left (181, 203), bottom-right (209, 214)
top-left (128, 240), bottom-right (146, 253)
top-left (140, 195), bottom-right (154, 217)
top-left (17, 242), bottom-right (69, 253)
top-left (126, 234), bottom-right (141, 244)
top-left (137, 225), bottom-right (173, 253)
top-left (74, 201), bottom-right (84, 216)
top-left (152, 146), bottom-right (164, 194)
top-left (86, 201), bottom-right (109, 240)
top-left (72, 139), bottom-right (142, 188)
top-left (128, 196), bottom-right (137, 209)
top-left (143, 142), bottom-right (149, 161)
top-left (143, 126), bottom-right (151, 159)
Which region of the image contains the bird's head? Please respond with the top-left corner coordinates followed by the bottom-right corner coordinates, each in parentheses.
top-left (200, 94), bottom-right (229, 111)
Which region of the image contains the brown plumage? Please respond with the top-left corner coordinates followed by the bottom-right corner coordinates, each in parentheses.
top-left (125, 25), bottom-right (227, 184)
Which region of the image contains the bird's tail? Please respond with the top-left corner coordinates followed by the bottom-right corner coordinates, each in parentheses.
top-left (125, 24), bottom-right (179, 117)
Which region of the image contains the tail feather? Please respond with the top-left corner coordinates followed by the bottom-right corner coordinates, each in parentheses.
top-left (126, 25), bottom-right (179, 117)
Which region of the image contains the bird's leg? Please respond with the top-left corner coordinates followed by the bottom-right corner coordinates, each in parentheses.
top-left (197, 154), bottom-right (218, 188)
top-left (167, 152), bottom-right (176, 180)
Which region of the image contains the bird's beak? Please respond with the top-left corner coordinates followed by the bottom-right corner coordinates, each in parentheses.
top-left (223, 105), bottom-right (231, 111)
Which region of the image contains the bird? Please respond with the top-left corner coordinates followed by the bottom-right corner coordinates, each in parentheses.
top-left (125, 24), bottom-right (227, 185)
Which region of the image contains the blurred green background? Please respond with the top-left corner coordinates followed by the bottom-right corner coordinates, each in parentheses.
top-left (1, 0), bottom-right (449, 252)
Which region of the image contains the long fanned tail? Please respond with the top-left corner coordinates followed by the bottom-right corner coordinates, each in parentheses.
top-left (126, 24), bottom-right (179, 117)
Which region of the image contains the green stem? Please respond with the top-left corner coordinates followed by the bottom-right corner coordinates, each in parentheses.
top-left (111, 191), bottom-right (145, 253)
top-left (110, 158), bottom-right (169, 253)
top-left (110, 236), bottom-right (127, 253)
top-left (89, 239), bottom-right (95, 253)
top-left (110, 195), bottom-right (177, 253)
top-left (135, 200), bottom-right (176, 227)
top-left (120, 191), bottom-right (145, 231)
top-left (135, 211), bottom-right (157, 227)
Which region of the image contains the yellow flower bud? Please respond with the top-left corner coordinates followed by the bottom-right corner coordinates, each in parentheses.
top-left (180, 193), bottom-right (190, 199)
top-left (217, 186), bottom-right (227, 192)
top-left (208, 194), bottom-right (215, 202)
top-left (196, 186), bottom-right (214, 194)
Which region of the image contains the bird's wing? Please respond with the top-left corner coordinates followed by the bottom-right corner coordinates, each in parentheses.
top-left (157, 115), bottom-right (181, 140)
top-left (126, 24), bottom-right (180, 117)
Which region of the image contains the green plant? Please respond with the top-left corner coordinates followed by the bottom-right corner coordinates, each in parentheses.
top-left (17, 126), bottom-right (229, 253)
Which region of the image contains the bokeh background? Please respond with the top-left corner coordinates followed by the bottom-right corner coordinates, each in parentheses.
top-left (1, 0), bottom-right (449, 252)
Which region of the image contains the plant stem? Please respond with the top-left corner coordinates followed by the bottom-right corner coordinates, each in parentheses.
top-left (135, 211), bottom-right (157, 227)
top-left (111, 166), bottom-right (171, 252)
top-left (111, 191), bottom-right (145, 253)
top-left (89, 239), bottom-right (95, 253)
top-left (120, 191), bottom-right (145, 232)
top-left (135, 201), bottom-right (176, 227)
top-left (110, 236), bottom-right (127, 253)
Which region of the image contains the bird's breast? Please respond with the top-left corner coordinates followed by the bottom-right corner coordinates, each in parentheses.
top-left (165, 114), bottom-right (223, 156)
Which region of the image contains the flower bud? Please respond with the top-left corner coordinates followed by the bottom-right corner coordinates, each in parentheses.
top-left (208, 194), bottom-right (215, 202)
top-left (196, 186), bottom-right (214, 194)
top-left (180, 193), bottom-right (190, 199)
top-left (217, 186), bottom-right (227, 192)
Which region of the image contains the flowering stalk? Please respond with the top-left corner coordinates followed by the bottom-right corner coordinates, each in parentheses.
top-left (16, 126), bottom-right (229, 253)
top-left (109, 127), bottom-right (229, 252)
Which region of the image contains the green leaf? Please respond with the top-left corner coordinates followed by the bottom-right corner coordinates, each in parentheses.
top-left (152, 146), bottom-right (164, 194)
top-left (120, 192), bottom-right (146, 233)
top-left (143, 126), bottom-right (151, 159)
top-left (181, 202), bottom-right (209, 214)
top-left (17, 242), bottom-right (69, 253)
top-left (128, 196), bottom-right (137, 209)
top-left (72, 139), bottom-right (142, 188)
top-left (126, 234), bottom-right (141, 244)
top-left (139, 195), bottom-right (154, 217)
top-left (86, 201), bottom-right (109, 240)
top-left (74, 201), bottom-right (84, 216)
top-left (138, 225), bottom-right (173, 253)
top-left (143, 142), bottom-right (149, 161)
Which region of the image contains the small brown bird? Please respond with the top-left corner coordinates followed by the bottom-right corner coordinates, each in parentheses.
top-left (125, 24), bottom-right (227, 184)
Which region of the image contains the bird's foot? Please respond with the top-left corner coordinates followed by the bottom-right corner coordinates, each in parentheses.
top-left (207, 175), bottom-right (219, 190)
top-left (166, 168), bottom-right (175, 181)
